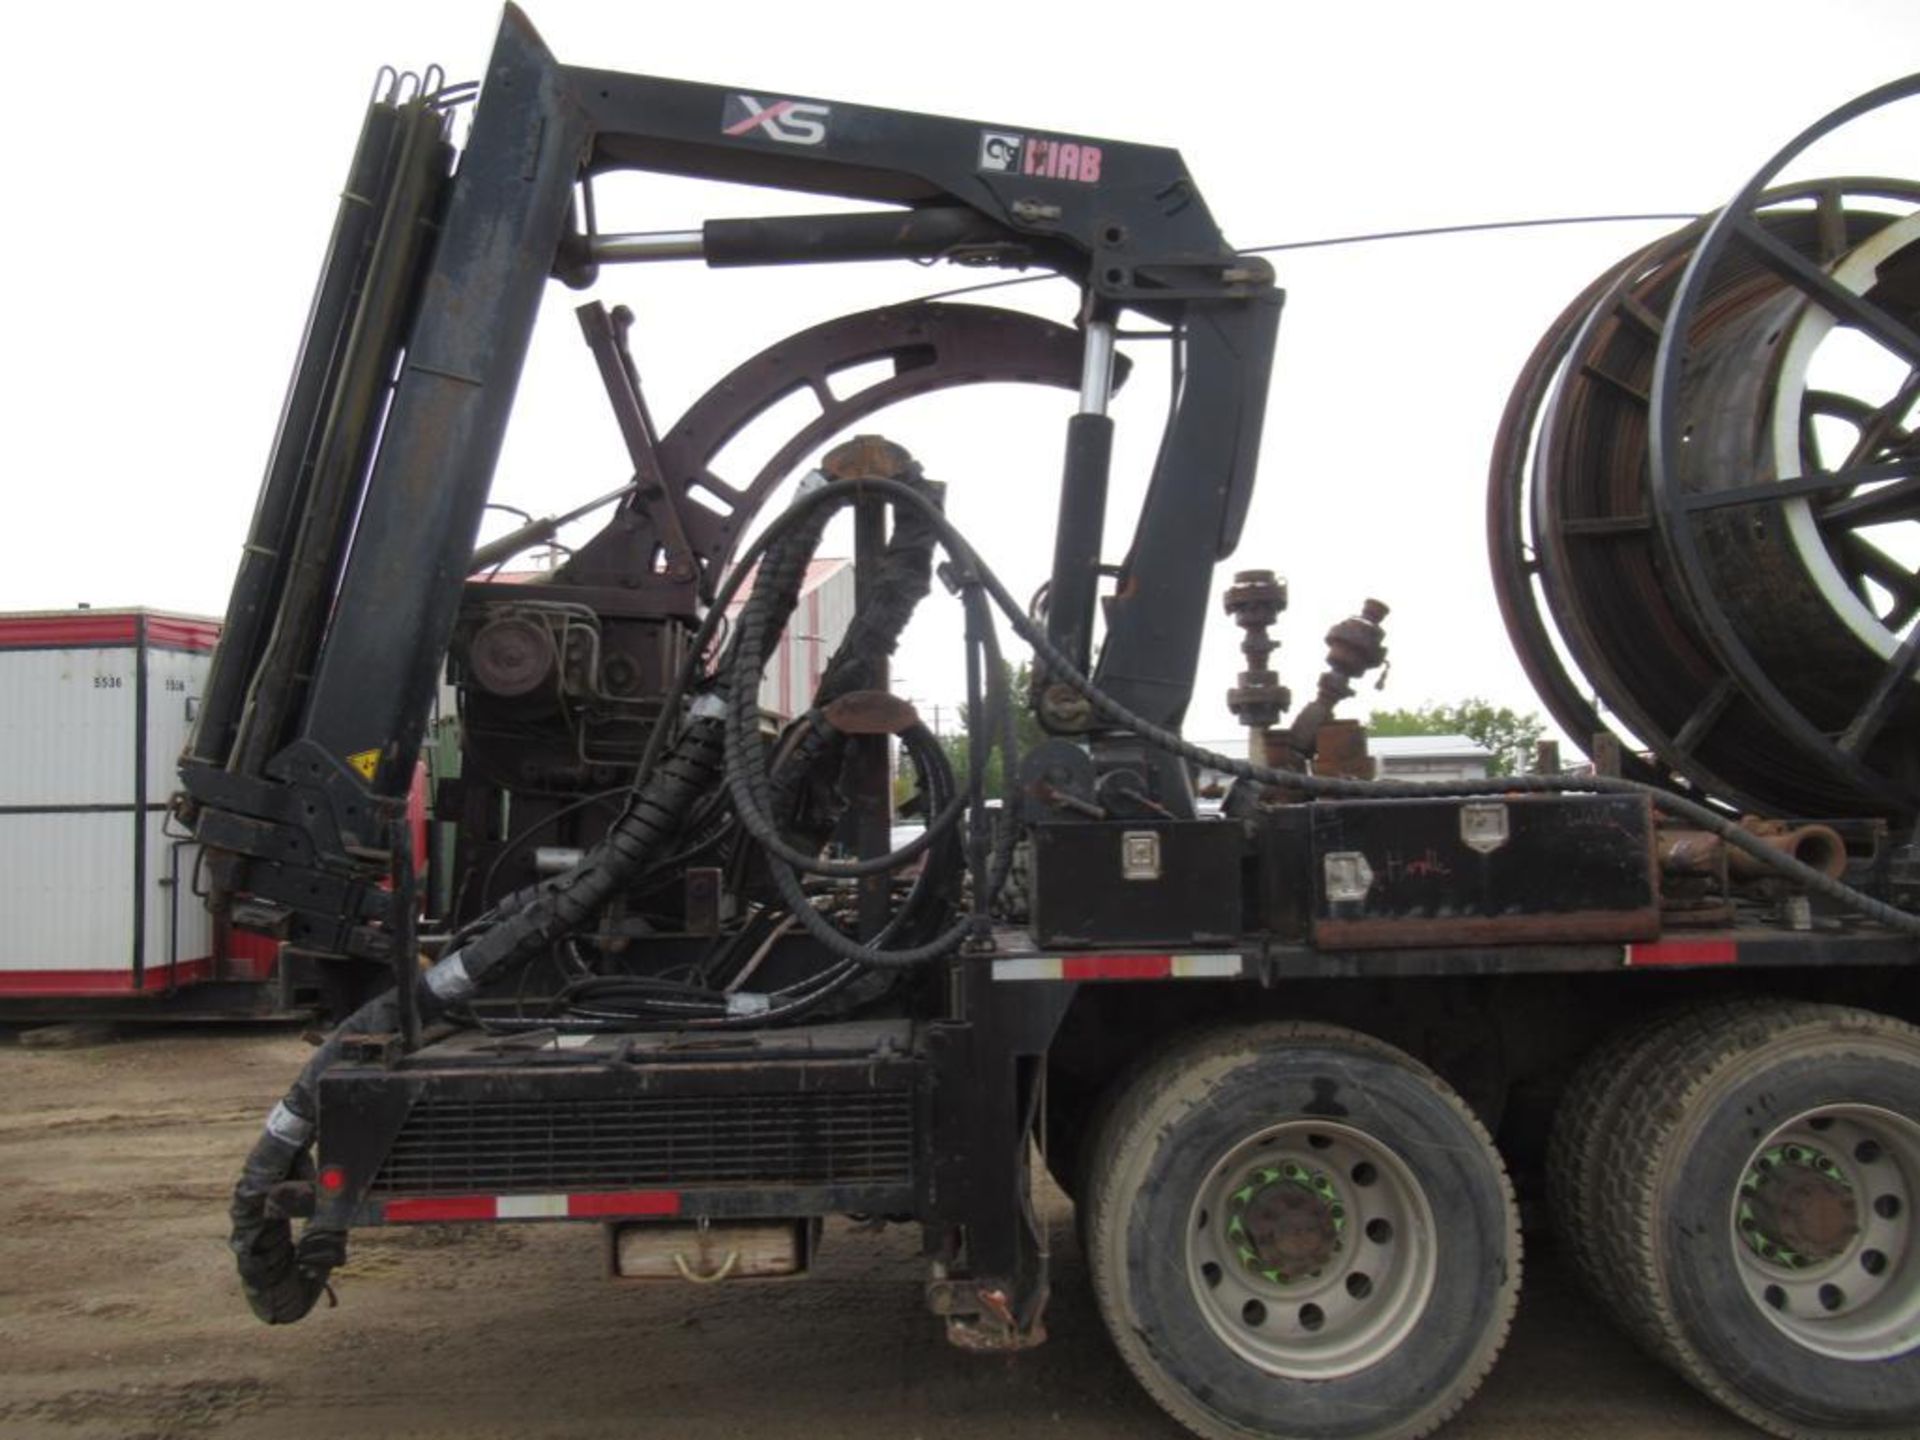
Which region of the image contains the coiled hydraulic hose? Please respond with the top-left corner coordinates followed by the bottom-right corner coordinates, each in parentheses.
top-left (721, 476), bottom-right (1017, 969)
top-left (228, 716), bottom-right (726, 1324)
top-left (716, 461), bottom-right (979, 883)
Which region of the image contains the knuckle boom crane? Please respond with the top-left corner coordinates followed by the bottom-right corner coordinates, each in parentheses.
top-left (178, 10), bottom-right (1920, 1438)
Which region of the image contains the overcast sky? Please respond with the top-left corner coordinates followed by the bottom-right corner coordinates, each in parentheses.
top-left (5, 1), bottom-right (1915, 750)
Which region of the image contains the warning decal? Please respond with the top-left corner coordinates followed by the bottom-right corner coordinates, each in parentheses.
top-left (347, 749), bottom-right (380, 782)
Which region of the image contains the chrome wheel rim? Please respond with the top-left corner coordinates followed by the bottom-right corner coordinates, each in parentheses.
top-left (1730, 1103), bottom-right (1920, 1360)
top-left (1186, 1120), bottom-right (1437, 1379)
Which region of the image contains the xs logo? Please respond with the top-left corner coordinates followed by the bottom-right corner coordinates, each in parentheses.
top-left (722, 94), bottom-right (830, 146)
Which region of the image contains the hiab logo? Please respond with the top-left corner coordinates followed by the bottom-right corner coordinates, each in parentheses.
top-left (977, 129), bottom-right (1102, 184)
top-left (722, 94), bottom-right (830, 146)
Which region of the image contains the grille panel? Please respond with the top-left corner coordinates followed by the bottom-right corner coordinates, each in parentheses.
top-left (367, 1089), bottom-right (916, 1195)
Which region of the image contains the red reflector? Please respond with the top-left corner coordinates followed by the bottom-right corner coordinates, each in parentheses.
top-left (385, 1195), bottom-right (496, 1222)
top-left (567, 1190), bottom-right (681, 1219)
top-left (1062, 954), bottom-right (1172, 982)
top-left (317, 1165), bottom-right (347, 1194)
top-left (1627, 940), bottom-right (1738, 968)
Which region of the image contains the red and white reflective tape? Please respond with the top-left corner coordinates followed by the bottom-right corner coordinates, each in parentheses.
top-left (992, 952), bottom-right (1244, 983)
top-left (382, 1190), bottom-right (682, 1223)
top-left (1624, 939), bottom-right (1738, 968)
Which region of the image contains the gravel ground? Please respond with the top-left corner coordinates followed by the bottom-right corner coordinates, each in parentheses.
top-left (0, 1026), bottom-right (1753, 1440)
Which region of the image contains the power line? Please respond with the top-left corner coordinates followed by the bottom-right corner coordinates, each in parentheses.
top-left (908, 270), bottom-right (1063, 304)
top-left (1245, 211), bottom-right (1700, 255)
top-left (903, 209), bottom-right (1701, 305)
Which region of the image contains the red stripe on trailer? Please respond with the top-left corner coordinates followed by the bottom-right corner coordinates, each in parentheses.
top-left (1626, 939), bottom-right (1738, 968)
top-left (0, 612), bottom-right (221, 652)
top-left (0, 957), bottom-right (218, 995)
top-left (383, 1191), bottom-right (685, 1223)
top-left (567, 1191), bottom-right (681, 1219)
top-left (143, 616), bottom-right (221, 653)
top-left (1062, 954), bottom-right (1173, 982)
top-left (0, 614), bottom-right (141, 647)
top-left (992, 953), bottom-right (1243, 982)
top-left (385, 1195), bottom-right (498, 1222)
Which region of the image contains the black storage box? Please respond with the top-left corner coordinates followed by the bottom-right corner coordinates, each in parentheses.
top-left (1029, 820), bottom-right (1245, 947)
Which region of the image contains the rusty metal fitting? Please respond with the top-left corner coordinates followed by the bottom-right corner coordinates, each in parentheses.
top-left (1038, 680), bottom-right (1094, 732)
top-left (821, 434), bottom-right (917, 482)
top-left (1312, 719), bottom-right (1372, 779)
top-left (1227, 678), bottom-right (1290, 729)
top-left (1224, 569), bottom-right (1287, 627)
top-left (1281, 599), bottom-right (1393, 765)
top-left (1658, 819), bottom-right (1850, 884)
top-left (1224, 569), bottom-right (1291, 729)
top-left (1732, 818), bottom-right (1850, 882)
top-left (1323, 598), bottom-right (1390, 686)
top-left (1656, 828), bottom-right (1728, 876)
top-left (822, 690), bottom-right (922, 736)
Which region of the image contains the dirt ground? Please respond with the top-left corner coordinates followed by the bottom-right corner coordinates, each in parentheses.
top-left (0, 1026), bottom-right (1754, 1440)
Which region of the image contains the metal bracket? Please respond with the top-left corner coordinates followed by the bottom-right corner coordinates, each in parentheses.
top-left (1323, 851), bottom-right (1375, 903)
top-left (1460, 802), bottom-right (1511, 855)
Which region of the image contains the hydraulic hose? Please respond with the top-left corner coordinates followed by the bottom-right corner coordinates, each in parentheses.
top-left (229, 715), bottom-right (726, 1324)
top-left (538, 711), bottom-right (965, 1030)
top-left (762, 476), bottom-right (1920, 939)
top-left (721, 470), bottom-right (952, 881)
top-left (232, 456), bottom-right (993, 1325)
top-left (755, 468), bottom-right (962, 875)
top-left (717, 472), bottom-right (1017, 968)
top-left (761, 710), bottom-right (968, 873)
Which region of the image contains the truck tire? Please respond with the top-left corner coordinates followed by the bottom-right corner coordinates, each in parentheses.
top-left (1548, 1002), bottom-right (1717, 1304)
top-left (1589, 1000), bottom-right (1920, 1438)
top-left (1084, 1022), bottom-right (1520, 1440)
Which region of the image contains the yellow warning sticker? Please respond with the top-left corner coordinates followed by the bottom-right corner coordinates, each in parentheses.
top-left (347, 749), bottom-right (381, 782)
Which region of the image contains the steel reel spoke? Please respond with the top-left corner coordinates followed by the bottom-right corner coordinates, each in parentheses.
top-left (1490, 102), bottom-right (1920, 822)
top-left (1730, 214), bottom-right (1920, 369)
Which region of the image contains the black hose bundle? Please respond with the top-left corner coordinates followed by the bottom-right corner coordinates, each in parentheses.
top-left (762, 458), bottom-right (941, 852)
top-left (529, 715), bottom-right (964, 1030)
top-left (229, 716), bottom-right (725, 1324)
top-left (718, 466), bottom-right (1017, 968)
top-left (229, 442), bottom-right (990, 1324)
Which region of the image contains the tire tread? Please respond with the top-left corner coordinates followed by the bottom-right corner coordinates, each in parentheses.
top-left (1085, 1021), bottom-right (1521, 1440)
top-left (1588, 998), bottom-right (1920, 1439)
top-left (1549, 1003), bottom-right (1726, 1309)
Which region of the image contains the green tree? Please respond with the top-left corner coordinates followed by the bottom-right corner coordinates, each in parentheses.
top-left (1365, 697), bottom-right (1546, 777)
top-left (898, 660), bottom-right (1045, 805)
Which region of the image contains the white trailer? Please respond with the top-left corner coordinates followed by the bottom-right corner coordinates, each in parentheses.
top-left (0, 609), bottom-right (280, 1015)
